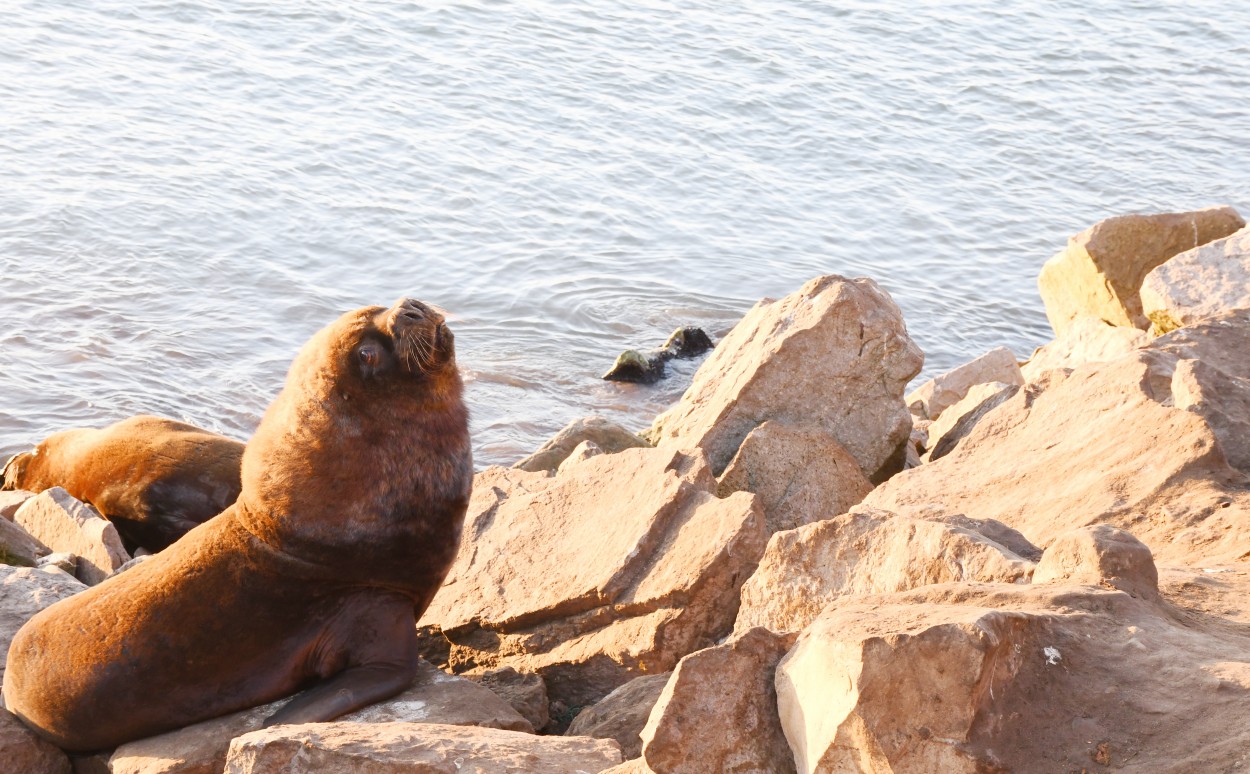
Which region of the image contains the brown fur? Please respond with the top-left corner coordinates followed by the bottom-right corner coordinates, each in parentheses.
top-left (2, 417), bottom-right (244, 551)
top-left (2, 299), bottom-right (472, 752)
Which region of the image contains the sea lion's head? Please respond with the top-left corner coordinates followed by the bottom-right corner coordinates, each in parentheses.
top-left (1, 451), bottom-right (31, 490)
top-left (238, 298), bottom-right (472, 562)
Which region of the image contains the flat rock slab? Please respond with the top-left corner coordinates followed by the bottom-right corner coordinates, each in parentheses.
top-left (1143, 224), bottom-right (1250, 334)
top-left (1037, 205), bottom-right (1244, 336)
top-left (513, 415), bottom-right (650, 473)
top-left (110, 660), bottom-right (531, 774)
top-left (420, 446), bottom-right (766, 707)
top-left (906, 346), bottom-right (1022, 421)
top-left (646, 275), bottom-right (923, 483)
top-left (13, 488), bottom-right (129, 585)
top-left (223, 722), bottom-right (622, 774)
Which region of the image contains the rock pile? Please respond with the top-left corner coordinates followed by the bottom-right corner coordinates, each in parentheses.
top-left (6, 213), bottom-right (1250, 774)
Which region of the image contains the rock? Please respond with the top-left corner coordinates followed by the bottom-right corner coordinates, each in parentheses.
top-left (662, 327), bottom-right (714, 358)
top-left (640, 627), bottom-right (797, 774)
top-left (905, 346), bottom-right (1023, 421)
top-left (222, 723), bottom-right (622, 774)
top-left (1, 516), bottom-right (48, 567)
top-left (1033, 525), bottom-right (1159, 600)
top-left (646, 275), bottom-right (923, 483)
top-left (925, 381), bottom-right (1019, 462)
top-left (12, 488), bottom-right (130, 585)
top-left (1, 707), bottom-right (71, 774)
top-left (601, 759), bottom-right (654, 774)
top-left (419, 447), bottom-right (767, 708)
top-left (778, 576), bottom-right (1250, 772)
top-left (1037, 205), bottom-right (1245, 336)
top-left (473, 667), bottom-right (550, 733)
top-left (109, 660), bottom-right (533, 774)
top-left (34, 552), bottom-right (76, 575)
top-left (114, 553), bottom-right (153, 574)
top-left (0, 489), bottom-right (35, 519)
top-left (566, 673), bottom-right (670, 759)
top-left (513, 416), bottom-right (650, 473)
top-left (604, 349), bottom-right (668, 384)
top-left (1142, 225), bottom-right (1250, 334)
top-left (865, 312), bottom-right (1250, 565)
top-left (1, 565), bottom-right (85, 683)
top-left (734, 507), bottom-right (1034, 635)
top-left (556, 440), bottom-right (603, 475)
top-left (716, 421), bottom-right (873, 535)
top-left (1021, 315), bottom-right (1149, 381)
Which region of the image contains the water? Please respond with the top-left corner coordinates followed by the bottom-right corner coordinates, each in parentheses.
top-left (2, 0), bottom-right (1247, 467)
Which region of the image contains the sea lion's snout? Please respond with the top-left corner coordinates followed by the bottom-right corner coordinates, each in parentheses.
top-left (387, 298), bottom-right (453, 374)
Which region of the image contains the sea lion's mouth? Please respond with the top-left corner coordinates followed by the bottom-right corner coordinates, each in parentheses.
top-left (386, 298), bottom-right (452, 374)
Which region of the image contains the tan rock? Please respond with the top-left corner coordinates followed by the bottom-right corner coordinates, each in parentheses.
top-left (1, 516), bottom-right (48, 567)
top-left (601, 759), bottom-right (655, 774)
top-left (1169, 357), bottom-right (1250, 474)
top-left (1, 707), bottom-right (71, 774)
top-left (566, 673), bottom-right (670, 759)
top-left (905, 346), bottom-right (1022, 421)
top-left (1033, 525), bottom-right (1159, 600)
top-left (513, 415), bottom-right (649, 472)
top-left (865, 312), bottom-right (1250, 565)
top-left (925, 381), bottom-right (1018, 462)
top-left (646, 275), bottom-right (923, 483)
top-left (1, 565), bottom-right (85, 683)
top-left (109, 659), bottom-right (532, 774)
top-left (473, 667), bottom-right (550, 732)
top-left (419, 446), bottom-right (767, 707)
top-left (1037, 205), bottom-right (1245, 336)
top-left (716, 421), bottom-right (872, 535)
top-left (12, 488), bottom-right (129, 585)
top-left (1021, 315), bottom-right (1149, 381)
top-left (779, 576), bottom-right (1250, 772)
top-left (1143, 224), bottom-right (1250, 334)
top-left (641, 628), bottom-right (797, 774)
top-left (734, 507), bottom-right (1033, 635)
top-left (222, 722), bottom-right (622, 774)
top-left (0, 489), bottom-right (34, 520)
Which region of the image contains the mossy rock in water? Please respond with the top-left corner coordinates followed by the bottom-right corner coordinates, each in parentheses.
top-left (662, 326), bottom-right (714, 358)
top-left (602, 349), bottom-right (666, 384)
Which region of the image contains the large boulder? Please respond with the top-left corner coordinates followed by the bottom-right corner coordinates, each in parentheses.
top-left (109, 660), bottom-right (533, 774)
top-left (716, 421), bottom-right (872, 535)
top-left (775, 563), bottom-right (1250, 773)
top-left (12, 488), bottom-right (129, 585)
top-left (566, 673), bottom-right (670, 760)
top-left (905, 347), bottom-right (1022, 421)
top-left (513, 416), bottom-right (650, 473)
top-left (223, 723), bottom-right (622, 774)
top-left (1142, 225), bottom-right (1250, 334)
top-left (1037, 205), bottom-right (1245, 336)
top-left (418, 447), bottom-right (767, 707)
top-left (645, 275), bottom-right (923, 483)
top-left (640, 627), bottom-right (797, 774)
top-left (865, 312), bottom-right (1250, 564)
top-left (1, 565), bottom-right (85, 684)
top-left (734, 507), bottom-right (1034, 635)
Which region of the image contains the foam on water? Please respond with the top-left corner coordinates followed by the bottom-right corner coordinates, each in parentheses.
top-left (2, 0), bottom-right (1247, 465)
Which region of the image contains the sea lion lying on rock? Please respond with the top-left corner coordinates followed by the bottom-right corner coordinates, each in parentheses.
top-left (2, 298), bottom-right (472, 752)
top-left (2, 416), bottom-right (245, 552)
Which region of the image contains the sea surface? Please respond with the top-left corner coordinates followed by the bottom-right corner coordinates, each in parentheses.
top-left (2, 0), bottom-right (1247, 467)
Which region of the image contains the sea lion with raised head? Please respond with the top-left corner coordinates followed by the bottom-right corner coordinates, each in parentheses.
top-left (2, 416), bottom-right (245, 552)
top-left (2, 298), bottom-right (472, 752)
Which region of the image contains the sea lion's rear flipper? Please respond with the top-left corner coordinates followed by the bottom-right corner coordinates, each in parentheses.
top-left (263, 595), bottom-right (420, 726)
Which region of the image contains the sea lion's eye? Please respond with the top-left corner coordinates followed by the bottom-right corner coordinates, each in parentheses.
top-left (358, 343), bottom-right (381, 369)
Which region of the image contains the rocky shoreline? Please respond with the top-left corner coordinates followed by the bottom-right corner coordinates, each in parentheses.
top-left (4, 204), bottom-right (1250, 772)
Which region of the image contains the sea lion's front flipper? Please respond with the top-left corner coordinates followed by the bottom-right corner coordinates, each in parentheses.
top-left (263, 594), bottom-right (419, 726)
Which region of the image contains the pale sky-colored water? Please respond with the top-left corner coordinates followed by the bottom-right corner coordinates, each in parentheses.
top-left (2, 0), bottom-right (1247, 465)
